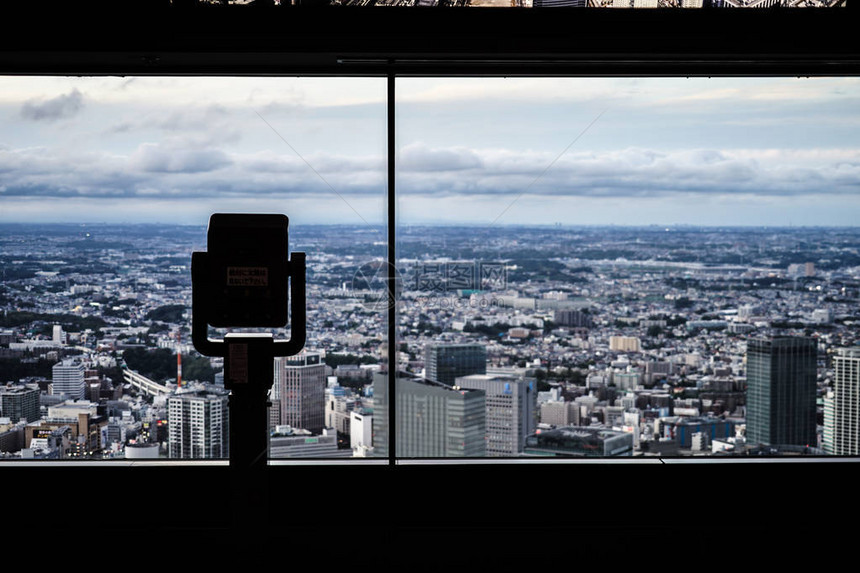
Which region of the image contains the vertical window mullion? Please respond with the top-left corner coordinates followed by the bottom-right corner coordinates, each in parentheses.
top-left (387, 71), bottom-right (397, 466)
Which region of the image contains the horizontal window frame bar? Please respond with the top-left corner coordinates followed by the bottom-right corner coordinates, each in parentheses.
top-left (2, 457), bottom-right (858, 468)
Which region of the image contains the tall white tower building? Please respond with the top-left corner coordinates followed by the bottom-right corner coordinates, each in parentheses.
top-left (168, 388), bottom-right (230, 459)
top-left (832, 348), bottom-right (860, 455)
top-left (52, 359), bottom-right (85, 400)
top-left (350, 409), bottom-right (373, 455)
top-left (823, 390), bottom-right (835, 454)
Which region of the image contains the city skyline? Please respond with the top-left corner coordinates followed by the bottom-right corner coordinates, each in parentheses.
top-left (3, 221), bottom-right (860, 460)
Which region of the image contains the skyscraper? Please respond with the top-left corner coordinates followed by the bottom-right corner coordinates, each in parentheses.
top-left (168, 388), bottom-right (230, 459)
top-left (273, 352), bottom-right (326, 435)
top-left (746, 337), bottom-right (817, 447)
top-left (831, 347), bottom-right (860, 455)
top-left (52, 359), bottom-right (85, 401)
top-left (424, 343), bottom-right (486, 386)
top-left (372, 371), bottom-right (485, 458)
top-left (454, 374), bottom-right (537, 457)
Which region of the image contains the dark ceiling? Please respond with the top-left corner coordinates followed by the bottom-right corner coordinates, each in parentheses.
top-left (1, 2), bottom-right (858, 76)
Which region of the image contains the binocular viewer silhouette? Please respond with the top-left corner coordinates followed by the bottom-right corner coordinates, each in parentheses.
top-left (191, 213), bottom-right (306, 388)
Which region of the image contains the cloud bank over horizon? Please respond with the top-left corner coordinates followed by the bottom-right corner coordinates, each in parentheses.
top-left (1, 76), bottom-right (858, 227)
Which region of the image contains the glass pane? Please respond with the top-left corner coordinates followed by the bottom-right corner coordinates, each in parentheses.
top-left (0, 76), bottom-right (388, 460)
top-left (395, 77), bottom-right (860, 458)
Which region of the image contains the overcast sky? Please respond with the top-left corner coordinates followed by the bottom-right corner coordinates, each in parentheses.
top-left (1, 76), bottom-right (858, 227)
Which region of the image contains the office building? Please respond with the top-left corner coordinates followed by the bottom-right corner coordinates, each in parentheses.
top-left (424, 343), bottom-right (486, 385)
top-left (540, 400), bottom-right (580, 427)
top-left (167, 389), bottom-right (229, 459)
top-left (325, 390), bottom-right (356, 436)
top-left (372, 371), bottom-right (486, 458)
top-left (455, 374), bottom-right (537, 456)
top-left (52, 359), bottom-right (86, 401)
top-left (273, 352), bottom-right (326, 435)
top-left (269, 427), bottom-right (349, 458)
top-left (831, 347), bottom-right (860, 455)
top-left (350, 409), bottom-right (373, 454)
top-left (660, 416), bottom-right (736, 449)
top-left (524, 426), bottom-right (634, 457)
top-left (0, 384), bottom-right (40, 423)
top-left (746, 337), bottom-right (817, 447)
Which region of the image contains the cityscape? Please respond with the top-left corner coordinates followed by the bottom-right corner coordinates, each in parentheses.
top-left (2, 222), bottom-right (859, 460)
top-left (1, 74), bottom-right (858, 463)
top-left (1, 9), bottom-right (856, 558)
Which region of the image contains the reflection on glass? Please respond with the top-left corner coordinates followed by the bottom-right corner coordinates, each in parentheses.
top-left (395, 77), bottom-right (860, 458)
top-left (0, 76), bottom-right (387, 460)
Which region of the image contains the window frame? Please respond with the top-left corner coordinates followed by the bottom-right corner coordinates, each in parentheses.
top-left (3, 4), bottom-right (860, 549)
top-left (1, 3), bottom-right (859, 467)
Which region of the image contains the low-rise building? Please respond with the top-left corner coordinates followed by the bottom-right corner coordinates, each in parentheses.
top-left (524, 426), bottom-right (633, 457)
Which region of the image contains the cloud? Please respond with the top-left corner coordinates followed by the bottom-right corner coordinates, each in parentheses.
top-left (399, 142), bottom-right (484, 172)
top-left (20, 89), bottom-right (85, 121)
top-left (108, 104), bottom-right (233, 133)
top-left (130, 143), bottom-right (233, 174)
top-left (0, 143), bottom-right (384, 203)
top-left (0, 137), bottom-right (856, 222)
top-left (397, 145), bottom-right (860, 199)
